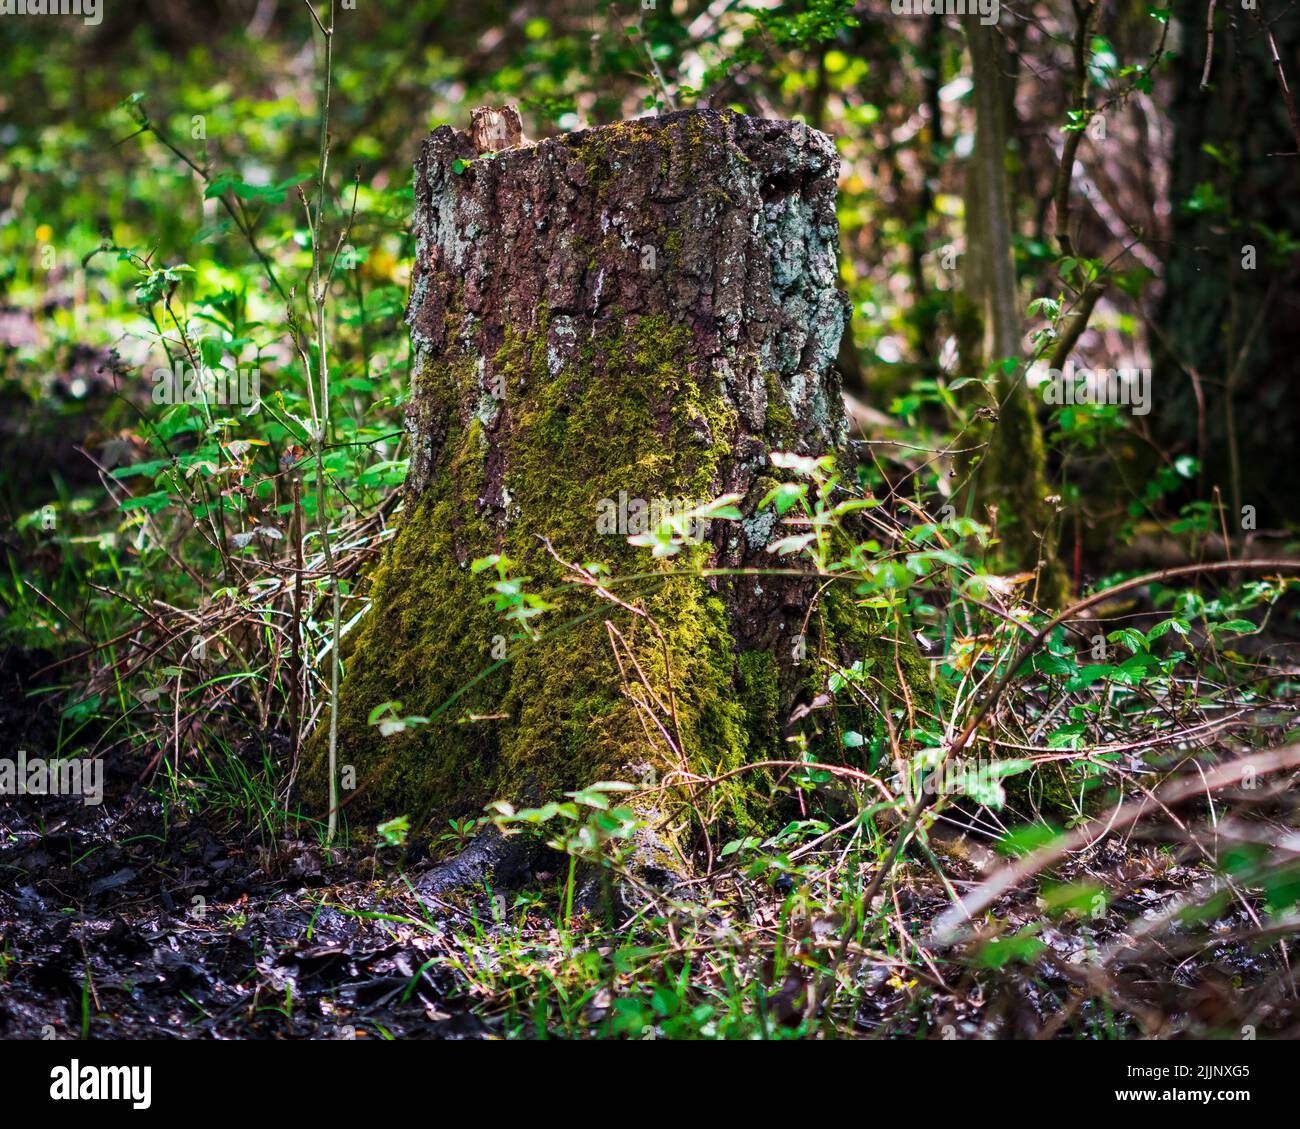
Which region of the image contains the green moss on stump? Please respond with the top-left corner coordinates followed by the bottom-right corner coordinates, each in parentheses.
top-left (308, 107), bottom-right (939, 844)
top-left (308, 315), bottom-right (755, 833)
top-left (305, 311), bottom-right (933, 845)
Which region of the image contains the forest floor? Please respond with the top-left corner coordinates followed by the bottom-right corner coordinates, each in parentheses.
top-left (3, 640), bottom-right (1290, 1040)
top-left (0, 648), bottom-right (492, 1040)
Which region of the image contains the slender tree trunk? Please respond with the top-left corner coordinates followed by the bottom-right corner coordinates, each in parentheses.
top-left (961, 19), bottom-right (1067, 607)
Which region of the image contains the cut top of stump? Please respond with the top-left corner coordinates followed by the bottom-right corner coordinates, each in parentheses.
top-left (407, 108), bottom-right (849, 459)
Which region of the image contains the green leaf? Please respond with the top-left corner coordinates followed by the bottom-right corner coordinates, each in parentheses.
top-left (1018, 653), bottom-right (1075, 678)
top-left (1145, 617), bottom-right (1189, 643)
top-left (1040, 881), bottom-right (1104, 916)
top-left (996, 823), bottom-right (1060, 857)
top-left (377, 815), bottom-right (410, 848)
top-left (975, 926), bottom-right (1048, 969)
top-left (1064, 663), bottom-right (1117, 691)
top-left (1107, 627), bottom-right (1147, 654)
top-left (1210, 619), bottom-right (1257, 637)
top-left (1046, 723), bottom-right (1086, 750)
top-left (119, 490), bottom-right (173, 513)
top-left (204, 173), bottom-right (306, 205)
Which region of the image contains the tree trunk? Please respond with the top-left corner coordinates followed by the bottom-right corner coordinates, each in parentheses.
top-left (306, 110), bottom-right (929, 842)
top-left (960, 19), bottom-right (1067, 607)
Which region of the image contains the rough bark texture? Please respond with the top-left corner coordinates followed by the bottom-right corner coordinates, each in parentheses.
top-left (306, 109), bottom-right (929, 840)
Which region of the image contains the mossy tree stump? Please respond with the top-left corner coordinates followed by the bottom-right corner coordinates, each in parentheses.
top-left (308, 109), bottom-right (924, 844)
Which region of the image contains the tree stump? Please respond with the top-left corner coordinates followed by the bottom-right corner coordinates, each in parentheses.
top-left (307, 109), bottom-right (928, 842)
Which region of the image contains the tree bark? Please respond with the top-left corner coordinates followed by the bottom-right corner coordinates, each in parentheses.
top-left (960, 19), bottom-right (1067, 607)
top-left (306, 110), bottom-right (929, 841)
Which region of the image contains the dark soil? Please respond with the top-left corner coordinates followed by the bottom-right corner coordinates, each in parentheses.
top-left (0, 647), bottom-right (490, 1040)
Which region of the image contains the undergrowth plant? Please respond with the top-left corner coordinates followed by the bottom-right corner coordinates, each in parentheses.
top-left (357, 451), bottom-right (1300, 1039)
